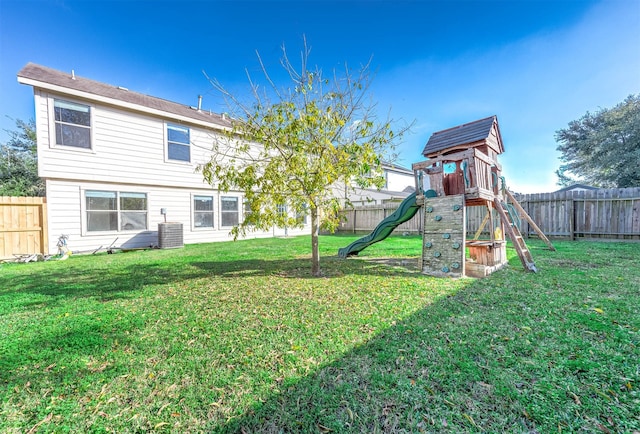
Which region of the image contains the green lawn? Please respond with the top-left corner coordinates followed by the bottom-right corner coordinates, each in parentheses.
top-left (1, 235), bottom-right (638, 433)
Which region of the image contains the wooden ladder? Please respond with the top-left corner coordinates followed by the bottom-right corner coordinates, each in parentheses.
top-left (494, 198), bottom-right (538, 272)
top-left (503, 189), bottom-right (555, 251)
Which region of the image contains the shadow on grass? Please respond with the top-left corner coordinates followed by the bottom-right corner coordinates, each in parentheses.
top-left (190, 256), bottom-right (422, 278)
top-left (0, 255), bottom-right (423, 304)
top-left (212, 257), bottom-right (639, 433)
top-left (0, 245), bottom-right (422, 389)
top-left (212, 277), bottom-right (535, 433)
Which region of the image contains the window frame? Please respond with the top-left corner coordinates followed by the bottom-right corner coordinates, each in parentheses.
top-left (242, 198), bottom-right (254, 226)
top-left (83, 189), bottom-right (149, 234)
top-left (50, 97), bottom-right (93, 151)
top-left (165, 123), bottom-right (191, 163)
top-left (119, 192), bottom-right (148, 232)
top-left (192, 194), bottom-right (215, 230)
top-left (220, 195), bottom-right (239, 228)
top-left (296, 204), bottom-right (308, 225)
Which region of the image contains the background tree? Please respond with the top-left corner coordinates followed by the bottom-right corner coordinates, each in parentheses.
top-left (0, 119), bottom-right (44, 196)
top-left (200, 42), bottom-right (409, 276)
top-left (555, 94), bottom-right (640, 188)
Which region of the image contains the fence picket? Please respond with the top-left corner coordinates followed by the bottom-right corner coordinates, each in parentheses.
top-left (338, 187), bottom-right (640, 240)
top-left (0, 196), bottom-right (48, 259)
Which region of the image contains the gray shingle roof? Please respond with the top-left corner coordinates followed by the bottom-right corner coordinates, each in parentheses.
top-left (422, 115), bottom-right (499, 156)
top-left (554, 184), bottom-right (598, 193)
top-left (17, 63), bottom-right (231, 129)
top-left (382, 161), bottom-right (413, 174)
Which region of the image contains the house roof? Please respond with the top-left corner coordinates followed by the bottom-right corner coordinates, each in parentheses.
top-left (17, 63), bottom-right (231, 129)
top-left (554, 184), bottom-right (598, 193)
top-left (382, 161), bottom-right (413, 174)
top-left (422, 115), bottom-right (502, 156)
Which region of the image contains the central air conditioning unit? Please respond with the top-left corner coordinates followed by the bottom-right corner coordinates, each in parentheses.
top-left (158, 222), bottom-right (184, 249)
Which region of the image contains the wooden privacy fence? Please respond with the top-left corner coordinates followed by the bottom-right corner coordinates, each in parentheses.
top-left (338, 187), bottom-right (640, 241)
top-left (513, 187), bottom-right (640, 240)
top-left (338, 203), bottom-right (499, 237)
top-left (339, 202), bottom-right (424, 234)
top-left (0, 196), bottom-right (48, 259)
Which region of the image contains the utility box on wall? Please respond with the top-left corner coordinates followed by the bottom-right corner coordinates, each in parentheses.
top-left (158, 222), bottom-right (184, 249)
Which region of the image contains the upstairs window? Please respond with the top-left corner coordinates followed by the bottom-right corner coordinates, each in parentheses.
top-left (54, 99), bottom-right (91, 149)
top-left (167, 124), bottom-right (190, 162)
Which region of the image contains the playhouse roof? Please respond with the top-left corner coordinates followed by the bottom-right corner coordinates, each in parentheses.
top-left (422, 115), bottom-right (503, 157)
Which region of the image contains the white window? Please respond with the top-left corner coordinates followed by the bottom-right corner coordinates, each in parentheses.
top-left (85, 190), bottom-right (147, 232)
top-left (277, 204), bottom-right (288, 218)
top-left (86, 191), bottom-right (117, 231)
top-left (221, 196), bottom-right (239, 227)
top-left (167, 124), bottom-right (190, 162)
top-left (243, 199), bottom-right (253, 225)
top-left (120, 192), bottom-right (148, 231)
top-left (54, 99), bottom-right (91, 149)
top-left (194, 195), bottom-right (214, 228)
top-left (296, 204), bottom-right (308, 225)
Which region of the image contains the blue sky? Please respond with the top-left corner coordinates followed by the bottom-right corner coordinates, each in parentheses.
top-left (1, 0), bottom-right (638, 193)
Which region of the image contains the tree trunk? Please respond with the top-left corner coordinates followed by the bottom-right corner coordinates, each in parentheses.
top-left (311, 207), bottom-right (321, 277)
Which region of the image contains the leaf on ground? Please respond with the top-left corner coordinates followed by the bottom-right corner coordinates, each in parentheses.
top-left (591, 307), bottom-right (604, 314)
top-left (569, 391), bottom-right (581, 405)
top-left (595, 422), bottom-right (611, 433)
top-left (26, 413), bottom-right (52, 434)
top-left (463, 413), bottom-right (477, 428)
top-left (317, 423), bottom-right (333, 432)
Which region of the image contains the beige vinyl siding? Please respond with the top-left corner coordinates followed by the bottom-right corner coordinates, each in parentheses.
top-left (35, 91), bottom-right (219, 189)
top-left (44, 180), bottom-right (309, 255)
top-left (31, 88), bottom-right (310, 255)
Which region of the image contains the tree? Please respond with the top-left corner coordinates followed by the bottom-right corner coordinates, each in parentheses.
top-left (555, 94), bottom-right (640, 188)
top-left (0, 119), bottom-right (44, 196)
top-left (200, 42), bottom-right (409, 276)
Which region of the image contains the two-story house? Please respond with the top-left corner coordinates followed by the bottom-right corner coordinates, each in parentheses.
top-left (345, 161), bottom-right (416, 206)
top-left (17, 63), bottom-right (310, 254)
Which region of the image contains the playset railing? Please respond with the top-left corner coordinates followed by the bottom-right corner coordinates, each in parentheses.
top-left (412, 148), bottom-right (502, 203)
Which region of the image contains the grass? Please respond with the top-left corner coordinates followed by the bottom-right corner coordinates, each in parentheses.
top-left (1, 234), bottom-right (639, 433)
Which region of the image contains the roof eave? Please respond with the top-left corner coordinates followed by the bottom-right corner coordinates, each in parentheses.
top-left (17, 75), bottom-right (231, 133)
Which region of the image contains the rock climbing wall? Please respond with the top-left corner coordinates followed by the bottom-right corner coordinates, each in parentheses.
top-left (421, 194), bottom-right (466, 278)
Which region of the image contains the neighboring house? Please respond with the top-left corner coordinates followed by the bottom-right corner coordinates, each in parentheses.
top-left (17, 63), bottom-right (310, 254)
top-left (346, 161), bottom-right (415, 206)
top-left (554, 184), bottom-right (598, 193)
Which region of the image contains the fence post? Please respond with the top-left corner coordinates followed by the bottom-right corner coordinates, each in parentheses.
top-left (353, 208), bottom-right (357, 234)
top-left (570, 196), bottom-right (575, 240)
top-left (40, 200), bottom-right (49, 253)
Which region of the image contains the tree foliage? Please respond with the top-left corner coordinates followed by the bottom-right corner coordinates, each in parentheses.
top-left (555, 94), bottom-right (640, 188)
top-left (200, 41), bottom-right (409, 276)
top-left (0, 119), bottom-right (44, 197)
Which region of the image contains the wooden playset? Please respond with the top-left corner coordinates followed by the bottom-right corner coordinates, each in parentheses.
top-left (412, 116), bottom-right (554, 278)
top-left (338, 115), bottom-right (553, 277)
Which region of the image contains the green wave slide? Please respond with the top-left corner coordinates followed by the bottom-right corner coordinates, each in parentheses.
top-left (338, 191), bottom-right (421, 258)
